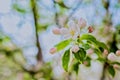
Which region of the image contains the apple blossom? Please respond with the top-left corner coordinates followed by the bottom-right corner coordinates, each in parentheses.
top-left (78, 18), bottom-right (86, 29)
top-left (86, 49), bottom-right (94, 56)
top-left (107, 53), bottom-right (117, 61)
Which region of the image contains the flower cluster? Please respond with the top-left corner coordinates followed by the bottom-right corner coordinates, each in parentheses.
top-left (50, 18), bottom-right (94, 54)
top-left (49, 17), bottom-right (120, 77)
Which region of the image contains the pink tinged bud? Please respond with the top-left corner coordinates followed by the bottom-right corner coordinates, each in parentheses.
top-left (103, 49), bottom-right (108, 57)
top-left (49, 48), bottom-right (57, 54)
top-left (71, 45), bottom-right (79, 53)
top-left (107, 53), bottom-right (117, 61)
top-left (86, 49), bottom-right (94, 56)
top-left (83, 61), bottom-right (88, 66)
top-left (116, 50), bottom-right (120, 56)
top-left (52, 28), bottom-right (61, 35)
top-left (113, 64), bottom-right (119, 69)
top-left (78, 18), bottom-right (86, 29)
top-left (88, 26), bottom-right (94, 33)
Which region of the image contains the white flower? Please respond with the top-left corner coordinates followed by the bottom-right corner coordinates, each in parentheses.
top-left (107, 53), bottom-right (117, 61)
top-left (60, 20), bottom-right (80, 39)
top-left (78, 18), bottom-right (86, 29)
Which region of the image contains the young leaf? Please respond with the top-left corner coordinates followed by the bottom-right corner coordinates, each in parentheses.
top-left (72, 62), bottom-right (80, 74)
top-left (80, 34), bottom-right (97, 43)
top-left (82, 43), bottom-right (91, 50)
top-left (55, 39), bottom-right (71, 51)
top-left (62, 49), bottom-right (70, 71)
top-left (73, 48), bottom-right (86, 63)
top-left (108, 66), bottom-right (115, 77)
top-left (97, 42), bottom-right (108, 51)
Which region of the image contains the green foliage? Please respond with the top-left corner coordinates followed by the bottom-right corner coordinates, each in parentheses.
top-left (108, 66), bottom-right (115, 77)
top-left (55, 39), bottom-right (72, 51)
top-left (73, 48), bottom-right (86, 63)
top-left (62, 49), bottom-right (70, 71)
top-left (82, 43), bottom-right (91, 50)
top-left (80, 34), bottom-right (108, 51)
top-left (55, 0), bottom-right (69, 9)
top-left (84, 57), bottom-right (91, 67)
top-left (72, 61), bottom-right (80, 74)
top-left (13, 4), bottom-right (27, 14)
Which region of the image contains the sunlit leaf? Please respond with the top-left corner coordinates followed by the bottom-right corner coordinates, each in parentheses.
top-left (62, 49), bottom-right (70, 71)
top-left (82, 43), bottom-right (91, 50)
top-left (55, 39), bottom-right (72, 51)
top-left (73, 48), bottom-right (86, 63)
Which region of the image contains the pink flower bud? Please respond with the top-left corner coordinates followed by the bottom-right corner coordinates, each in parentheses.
top-left (78, 18), bottom-right (86, 29)
top-left (86, 49), bottom-right (94, 56)
top-left (107, 53), bottom-right (117, 61)
top-left (83, 61), bottom-right (88, 66)
top-left (52, 28), bottom-right (61, 35)
top-left (49, 48), bottom-right (57, 54)
top-left (116, 50), bottom-right (120, 56)
top-left (71, 45), bottom-right (79, 53)
top-left (103, 49), bottom-right (108, 57)
top-left (113, 64), bottom-right (119, 69)
top-left (88, 26), bottom-right (94, 33)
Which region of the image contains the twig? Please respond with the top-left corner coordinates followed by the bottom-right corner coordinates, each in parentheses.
top-left (52, 0), bottom-right (62, 28)
top-left (64, 0), bottom-right (82, 25)
top-left (31, 0), bottom-right (43, 62)
top-left (101, 62), bottom-right (109, 80)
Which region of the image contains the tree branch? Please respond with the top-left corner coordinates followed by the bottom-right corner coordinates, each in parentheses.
top-left (64, 0), bottom-right (82, 25)
top-left (31, 0), bottom-right (43, 62)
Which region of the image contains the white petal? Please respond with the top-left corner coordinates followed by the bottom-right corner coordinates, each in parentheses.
top-left (60, 28), bottom-right (69, 35)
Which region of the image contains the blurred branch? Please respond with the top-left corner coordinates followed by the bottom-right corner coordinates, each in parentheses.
top-left (31, 0), bottom-right (43, 63)
top-left (101, 62), bottom-right (109, 80)
top-left (64, 0), bottom-right (82, 25)
top-left (52, 0), bottom-right (62, 28)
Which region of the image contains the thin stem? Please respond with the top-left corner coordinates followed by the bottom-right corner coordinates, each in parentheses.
top-left (64, 0), bottom-right (82, 25)
top-left (31, 0), bottom-right (43, 62)
top-left (52, 0), bottom-right (62, 28)
top-left (101, 62), bottom-right (108, 80)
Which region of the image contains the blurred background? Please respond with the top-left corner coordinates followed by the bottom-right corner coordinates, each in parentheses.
top-left (0, 0), bottom-right (120, 80)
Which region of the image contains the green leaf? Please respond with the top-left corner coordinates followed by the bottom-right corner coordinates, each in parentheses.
top-left (55, 39), bottom-right (72, 51)
top-left (73, 48), bottom-right (86, 63)
top-left (84, 57), bottom-right (91, 67)
top-left (80, 34), bottom-right (108, 52)
top-left (111, 62), bottom-right (120, 66)
top-left (80, 34), bottom-right (97, 43)
top-left (55, 0), bottom-right (69, 9)
top-left (62, 49), bottom-right (70, 71)
top-left (13, 4), bottom-right (27, 14)
top-left (72, 62), bottom-right (79, 74)
top-left (97, 42), bottom-right (108, 51)
top-left (82, 43), bottom-right (91, 50)
top-left (108, 66), bottom-right (115, 77)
